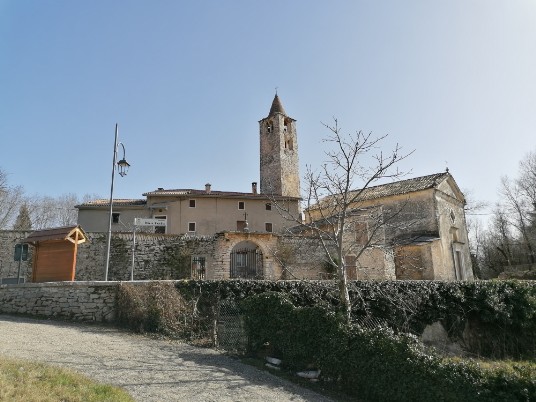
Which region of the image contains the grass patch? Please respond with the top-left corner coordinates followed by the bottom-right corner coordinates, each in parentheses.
top-left (0, 356), bottom-right (134, 402)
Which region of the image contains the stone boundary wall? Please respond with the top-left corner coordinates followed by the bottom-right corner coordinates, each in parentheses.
top-left (0, 281), bottom-right (118, 322)
top-left (0, 230), bottom-right (329, 282)
top-left (0, 230), bottom-right (34, 281)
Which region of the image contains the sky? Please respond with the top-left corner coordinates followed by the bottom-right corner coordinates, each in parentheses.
top-left (1, 1), bottom-right (535, 225)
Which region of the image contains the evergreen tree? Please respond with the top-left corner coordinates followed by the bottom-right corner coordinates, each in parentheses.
top-left (13, 203), bottom-right (32, 230)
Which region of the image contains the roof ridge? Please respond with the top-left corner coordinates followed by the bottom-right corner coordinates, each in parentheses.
top-left (358, 172), bottom-right (448, 191)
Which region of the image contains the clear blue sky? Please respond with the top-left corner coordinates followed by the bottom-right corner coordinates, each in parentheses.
top-left (1, 1), bottom-right (535, 222)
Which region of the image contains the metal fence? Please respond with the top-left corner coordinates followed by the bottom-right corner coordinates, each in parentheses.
top-left (230, 249), bottom-right (263, 279)
top-left (213, 298), bottom-right (247, 352)
top-left (191, 256), bottom-right (206, 280)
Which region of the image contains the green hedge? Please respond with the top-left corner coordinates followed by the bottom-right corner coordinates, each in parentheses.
top-left (241, 291), bottom-right (536, 401)
top-left (175, 279), bottom-right (536, 359)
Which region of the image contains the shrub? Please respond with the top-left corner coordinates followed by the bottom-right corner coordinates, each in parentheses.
top-left (176, 279), bottom-right (536, 359)
top-left (116, 282), bottom-right (191, 337)
top-left (240, 291), bottom-right (536, 401)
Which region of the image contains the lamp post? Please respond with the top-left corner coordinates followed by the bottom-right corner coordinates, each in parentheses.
top-left (104, 123), bottom-right (130, 281)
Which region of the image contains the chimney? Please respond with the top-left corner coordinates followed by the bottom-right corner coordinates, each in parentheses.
top-left (205, 183), bottom-right (211, 194)
top-left (252, 182), bottom-right (258, 195)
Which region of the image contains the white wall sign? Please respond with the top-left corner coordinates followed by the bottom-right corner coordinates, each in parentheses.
top-left (135, 218), bottom-right (166, 227)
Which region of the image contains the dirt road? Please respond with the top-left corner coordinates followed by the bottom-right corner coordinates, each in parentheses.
top-left (0, 315), bottom-right (333, 402)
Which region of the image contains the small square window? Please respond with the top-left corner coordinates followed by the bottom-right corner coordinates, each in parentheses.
top-left (265, 223), bottom-right (273, 232)
top-left (188, 222), bottom-right (196, 232)
top-left (238, 201), bottom-right (245, 210)
top-left (189, 199), bottom-right (196, 208)
top-left (265, 203), bottom-right (272, 211)
top-left (112, 213), bottom-right (120, 223)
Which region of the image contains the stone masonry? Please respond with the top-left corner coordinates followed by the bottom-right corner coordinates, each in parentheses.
top-left (0, 281), bottom-right (117, 321)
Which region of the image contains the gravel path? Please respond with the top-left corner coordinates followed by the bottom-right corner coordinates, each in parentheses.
top-left (0, 315), bottom-right (333, 402)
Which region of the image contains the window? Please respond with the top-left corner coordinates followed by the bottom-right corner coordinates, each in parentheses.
top-left (154, 215), bottom-right (166, 234)
top-left (265, 223), bottom-right (273, 232)
top-left (236, 221), bottom-right (246, 231)
top-left (265, 203), bottom-right (272, 211)
top-left (238, 201), bottom-right (245, 210)
top-left (188, 222), bottom-right (196, 232)
top-left (112, 213), bottom-right (120, 223)
top-left (284, 137), bottom-right (293, 150)
top-left (189, 199), bottom-right (196, 208)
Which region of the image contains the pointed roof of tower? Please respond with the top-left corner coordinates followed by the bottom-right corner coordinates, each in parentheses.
top-left (269, 94), bottom-right (287, 116)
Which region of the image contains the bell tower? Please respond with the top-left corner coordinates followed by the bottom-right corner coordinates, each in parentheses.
top-left (259, 94), bottom-right (300, 198)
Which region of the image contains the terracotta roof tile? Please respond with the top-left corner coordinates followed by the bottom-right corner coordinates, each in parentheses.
top-left (143, 188), bottom-right (299, 200)
top-left (76, 199), bottom-right (146, 208)
top-left (348, 172), bottom-right (449, 202)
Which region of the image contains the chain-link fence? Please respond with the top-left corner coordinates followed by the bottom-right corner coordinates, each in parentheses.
top-left (213, 298), bottom-right (248, 352)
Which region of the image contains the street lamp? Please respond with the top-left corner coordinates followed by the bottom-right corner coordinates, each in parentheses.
top-left (105, 123), bottom-right (130, 281)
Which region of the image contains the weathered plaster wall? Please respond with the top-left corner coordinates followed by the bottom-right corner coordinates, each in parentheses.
top-left (76, 207), bottom-right (149, 233)
top-left (395, 242), bottom-right (436, 280)
top-left (276, 235), bottom-right (329, 280)
top-left (357, 246), bottom-right (396, 280)
top-left (435, 191), bottom-right (473, 280)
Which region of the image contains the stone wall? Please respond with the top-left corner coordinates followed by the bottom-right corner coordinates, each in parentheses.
top-left (0, 281), bottom-right (117, 321)
top-left (277, 235), bottom-right (330, 279)
top-left (0, 229), bottom-right (391, 282)
top-left (75, 232), bottom-right (217, 281)
top-left (0, 230), bottom-right (33, 282)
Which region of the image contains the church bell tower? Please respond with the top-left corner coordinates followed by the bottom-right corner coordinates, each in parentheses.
top-left (259, 94), bottom-right (300, 198)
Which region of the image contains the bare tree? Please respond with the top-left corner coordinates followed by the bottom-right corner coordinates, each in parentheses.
top-left (28, 193), bottom-right (99, 229)
top-left (276, 119), bottom-right (412, 322)
top-left (500, 177), bottom-right (535, 264)
top-left (477, 150), bottom-right (536, 277)
top-left (0, 169), bottom-right (25, 229)
top-left (462, 188), bottom-right (489, 278)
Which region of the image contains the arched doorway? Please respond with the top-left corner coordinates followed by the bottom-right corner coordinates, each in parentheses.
top-left (230, 241), bottom-right (264, 279)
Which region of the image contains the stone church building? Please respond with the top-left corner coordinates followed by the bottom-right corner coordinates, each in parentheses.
top-left (73, 94), bottom-right (473, 282)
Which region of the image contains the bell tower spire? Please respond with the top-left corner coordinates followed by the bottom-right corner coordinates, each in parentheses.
top-left (259, 93), bottom-right (300, 198)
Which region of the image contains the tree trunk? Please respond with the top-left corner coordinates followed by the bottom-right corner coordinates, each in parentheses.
top-left (338, 265), bottom-right (351, 324)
